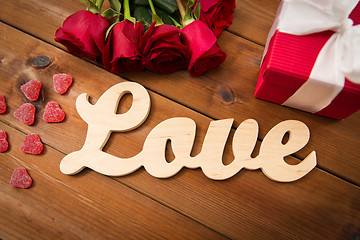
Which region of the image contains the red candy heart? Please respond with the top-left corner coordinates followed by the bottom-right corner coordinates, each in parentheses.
top-left (14, 103), bottom-right (36, 125)
top-left (43, 101), bottom-right (65, 123)
top-left (0, 130), bottom-right (8, 152)
top-left (0, 95), bottom-right (6, 114)
top-left (10, 167), bottom-right (33, 188)
top-left (20, 80), bottom-right (42, 101)
top-left (53, 73), bottom-right (73, 94)
top-left (20, 133), bottom-right (43, 155)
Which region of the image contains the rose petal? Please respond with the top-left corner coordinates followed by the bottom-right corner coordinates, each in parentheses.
top-left (55, 10), bottom-right (109, 60)
top-left (102, 20), bottom-right (144, 74)
top-left (140, 23), bottom-right (190, 74)
top-left (181, 21), bottom-right (218, 68)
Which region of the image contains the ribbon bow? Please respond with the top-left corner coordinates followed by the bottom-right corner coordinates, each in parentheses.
top-left (278, 0), bottom-right (360, 84)
top-left (264, 0), bottom-right (360, 113)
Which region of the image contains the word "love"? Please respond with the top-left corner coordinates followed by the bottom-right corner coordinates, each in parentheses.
top-left (60, 82), bottom-right (316, 182)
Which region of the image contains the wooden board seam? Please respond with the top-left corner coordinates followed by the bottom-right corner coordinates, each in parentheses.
top-left (0, 121), bottom-right (231, 238)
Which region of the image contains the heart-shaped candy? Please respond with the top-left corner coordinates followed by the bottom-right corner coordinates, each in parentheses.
top-left (0, 130), bottom-right (8, 152)
top-left (10, 167), bottom-right (33, 188)
top-left (20, 133), bottom-right (43, 155)
top-left (0, 95), bottom-right (6, 114)
top-left (43, 101), bottom-right (65, 123)
top-left (53, 73), bottom-right (73, 94)
top-left (14, 103), bottom-right (36, 125)
top-left (20, 80), bottom-right (42, 101)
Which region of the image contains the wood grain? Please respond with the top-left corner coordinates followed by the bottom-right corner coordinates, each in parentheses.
top-left (1, 0), bottom-right (359, 185)
top-left (0, 21), bottom-right (359, 239)
top-left (1, 0), bottom-right (280, 47)
top-left (229, 0), bottom-right (280, 44)
top-left (0, 121), bottom-right (228, 239)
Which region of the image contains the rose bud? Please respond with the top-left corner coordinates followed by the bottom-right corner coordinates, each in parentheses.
top-left (139, 22), bottom-right (190, 74)
top-left (55, 10), bottom-right (109, 61)
top-left (195, 0), bottom-right (236, 37)
top-left (102, 20), bottom-right (145, 74)
top-left (181, 20), bottom-right (226, 77)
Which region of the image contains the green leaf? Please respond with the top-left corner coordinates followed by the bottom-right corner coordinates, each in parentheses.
top-left (182, 1), bottom-right (195, 26)
top-left (126, 16), bottom-right (137, 24)
top-left (153, 0), bottom-right (178, 14)
top-left (168, 15), bottom-right (182, 28)
top-left (105, 21), bottom-right (118, 40)
top-left (101, 8), bottom-right (120, 18)
top-left (135, 0), bottom-right (149, 5)
top-left (134, 5), bottom-right (180, 27)
top-left (134, 6), bottom-right (152, 24)
top-left (108, 0), bottom-right (121, 12)
top-left (194, 1), bottom-right (201, 20)
top-left (87, 0), bottom-right (101, 14)
top-left (95, 0), bottom-right (104, 9)
top-left (152, 13), bottom-right (164, 26)
top-left (156, 7), bottom-right (179, 26)
top-left (80, 0), bottom-right (87, 4)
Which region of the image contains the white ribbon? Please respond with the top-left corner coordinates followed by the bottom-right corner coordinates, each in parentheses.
top-left (263, 0), bottom-right (360, 113)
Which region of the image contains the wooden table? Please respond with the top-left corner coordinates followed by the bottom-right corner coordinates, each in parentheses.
top-left (1, 0), bottom-right (359, 239)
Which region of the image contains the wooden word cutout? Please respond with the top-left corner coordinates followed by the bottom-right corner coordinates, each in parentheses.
top-left (60, 82), bottom-right (317, 182)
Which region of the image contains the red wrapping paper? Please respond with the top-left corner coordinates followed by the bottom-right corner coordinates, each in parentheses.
top-left (255, 2), bottom-right (360, 119)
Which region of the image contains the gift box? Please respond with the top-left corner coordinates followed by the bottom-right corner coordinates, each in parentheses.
top-left (255, 0), bottom-right (360, 119)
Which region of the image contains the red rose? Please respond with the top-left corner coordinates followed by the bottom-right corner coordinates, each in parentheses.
top-left (195, 0), bottom-right (236, 37)
top-left (102, 20), bottom-right (145, 74)
top-left (139, 23), bottom-right (190, 74)
top-left (55, 10), bottom-right (109, 60)
top-left (181, 20), bottom-right (226, 77)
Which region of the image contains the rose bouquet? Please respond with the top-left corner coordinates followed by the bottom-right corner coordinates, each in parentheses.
top-left (55, 0), bottom-right (235, 77)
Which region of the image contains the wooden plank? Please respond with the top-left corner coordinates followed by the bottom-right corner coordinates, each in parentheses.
top-left (2, 1), bottom-right (359, 185)
top-left (2, 0), bottom-right (359, 185)
top-left (229, 0), bottom-right (280, 44)
top-left (124, 34), bottom-right (360, 185)
top-left (0, 123), bottom-right (228, 240)
top-left (0, 22), bottom-right (359, 239)
top-left (0, 0), bottom-right (279, 47)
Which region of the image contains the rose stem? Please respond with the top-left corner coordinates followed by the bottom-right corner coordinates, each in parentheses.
top-left (176, 0), bottom-right (186, 19)
top-left (124, 0), bottom-right (131, 19)
top-left (147, 0), bottom-right (157, 15)
top-left (95, 0), bottom-right (104, 9)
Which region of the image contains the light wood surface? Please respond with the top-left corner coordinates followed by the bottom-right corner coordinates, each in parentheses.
top-left (1, 0), bottom-right (359, 239)
top-left (60, 81), bottom-right (316, 181)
